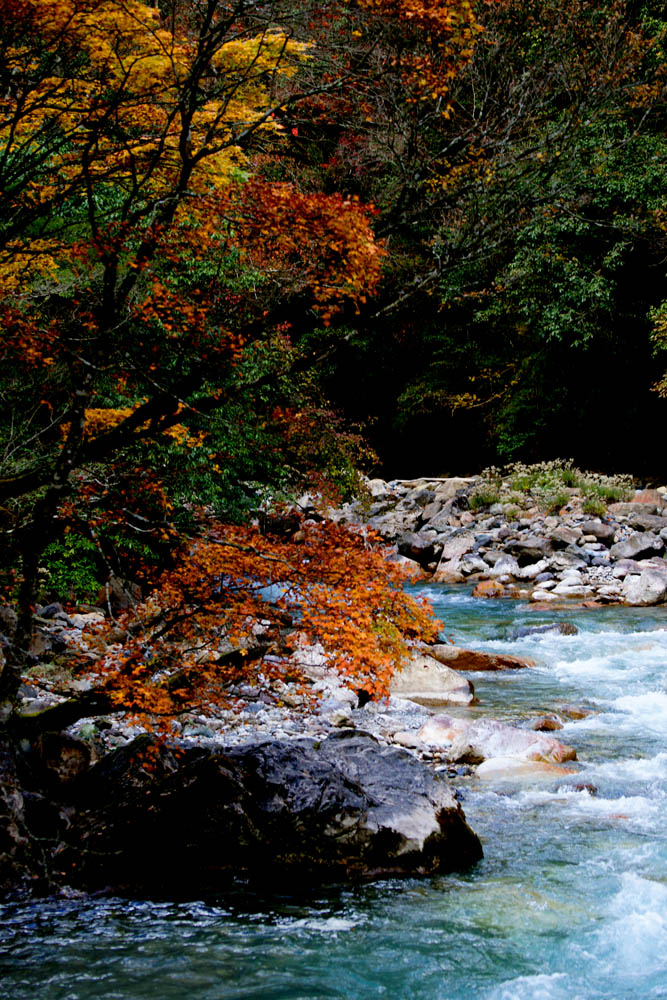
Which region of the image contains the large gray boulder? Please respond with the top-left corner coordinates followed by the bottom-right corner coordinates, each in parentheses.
top-left (579, 520), bottom-right (615, 544)
top-left (610, 533), bottom-right (664, 561)
top-left (507, 536), bottom-right (554, 564)
top-left (621, 569), bottom-right (667, 606)
top-left (62, 733), bottom-right (482, 894)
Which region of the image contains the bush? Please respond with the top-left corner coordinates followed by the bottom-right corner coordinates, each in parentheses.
top-left (582, 497), bottom-right (607, 517)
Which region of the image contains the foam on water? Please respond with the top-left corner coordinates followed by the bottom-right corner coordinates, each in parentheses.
top-left (486, 972), bottom-right (571, 1000)
top-left (598, 873), bottom-right (667, 977)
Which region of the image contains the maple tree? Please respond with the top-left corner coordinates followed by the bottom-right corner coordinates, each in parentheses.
top-left (16, 516), bottom-right (440, 735)
top-left (0, 0), bottom-right (484, 726)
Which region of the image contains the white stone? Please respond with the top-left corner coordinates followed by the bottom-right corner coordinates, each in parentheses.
top-left (391, 654), bottom-right (475, 707)
top-left (622, 570), bottom-right (667, 606)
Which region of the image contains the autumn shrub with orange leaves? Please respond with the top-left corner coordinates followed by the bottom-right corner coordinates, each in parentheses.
top-left (24, 515), bottom-right (441, 733)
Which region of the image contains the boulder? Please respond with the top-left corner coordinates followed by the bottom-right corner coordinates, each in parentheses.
top-left (550, 525), bottom-right (582, 548)
top-left (628, 514), bottom-right (667, 533)
top-left (530, 715), bottom-right (564, 731)
top-left (433, 477), bottom-right (477, 500)
top-left (514, 559), bottom-right (550, 580)
top-left (610, 533), bottom-right (664, 561)
top-left (621, 569), bottom-right (667, 606)
top-left (579, 520), bottom-right (615, 544)
top-left (396, 531), bottom-right (441, 566)
top-left (608, 501), bottom-right (658, 516)
top-left (459, 556), bottom-right (489, 576)
top-left (611, 558), bottom-right (643, 578)
top-left (418, 715), bottom-right (576, 764)
top-left (391, 653), bottom-right (475, 707)
top-left (488, 554), bottom-right (521, 578)
top-left (426, 644), bottom-right (535, 671)
top-left (431, 558), bottom-right (466, 584)
top-left (439, 530), bottom-right (476, 563)
top-left (63, 733), bottom-right (483, 893)
top-left (507, 536), bottom-right (553, 564)
top-left (550, 551), bottom-right (588, 572)
top-left (472, 580), bottom-right (506, 599)
top-left (634, 489), bottom-right (666, 506)
top-left (368, 510), bottom-right (420, 540)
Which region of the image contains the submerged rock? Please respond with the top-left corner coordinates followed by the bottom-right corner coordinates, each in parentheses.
top-left (509, 622), bottom-right (578, 640)
top-left (474, 757), bottom-right (577, 782)
top-left (61, 732), bottom-right (483, 895)
top-left (418, 715), bottom-right (576, 765)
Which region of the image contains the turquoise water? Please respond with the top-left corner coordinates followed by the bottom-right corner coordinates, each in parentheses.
top-left (3, 589), bottom-right (667, 1000)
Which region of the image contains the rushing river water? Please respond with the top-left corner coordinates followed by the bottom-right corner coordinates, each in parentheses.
top-left (3, 588), bottom-right (667, 1000)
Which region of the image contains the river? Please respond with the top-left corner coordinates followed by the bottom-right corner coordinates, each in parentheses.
top-left (2, 588), bottom-right (667, 1000)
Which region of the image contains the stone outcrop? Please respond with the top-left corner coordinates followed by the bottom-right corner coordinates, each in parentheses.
top-left (59, 732), bottom-right (483, 894)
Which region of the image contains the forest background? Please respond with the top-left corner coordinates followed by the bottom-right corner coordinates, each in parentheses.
top-left (0, 0), bottom-right (666, 734)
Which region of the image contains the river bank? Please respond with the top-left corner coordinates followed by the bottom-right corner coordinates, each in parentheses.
top-left (4, 592), bottom-right (667, 999)
top-left (3, 465), bottom-right (667, 902)
top-left (331, 470), bottom-right (667, 608)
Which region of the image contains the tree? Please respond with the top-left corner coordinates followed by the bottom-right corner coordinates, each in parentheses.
top-left (309, 0), bottom-right (667, 472)
top-left (0, 0), bottom-right (485, 725)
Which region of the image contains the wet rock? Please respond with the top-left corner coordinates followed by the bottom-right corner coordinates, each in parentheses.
top-left (390, 653), bottom-right (475, 707)
top-left (531, 590), bottom-right (560, 602)
top-left (509, 622), bottom-right (578, 640)
top-left (64, 733), bottom-right (483, 893)
top-left (418, 715), bottom-right (577, 764)
top-left (426, 645), bottom-right (534, 671)
top-left (530, 715), bottom-right (564, 732)
top-left (474, 758), bottom-right (577, 782)
top-left (472, 580), bottom-right (506, 599)
top-left (559, 705), bottom-right (595, 720)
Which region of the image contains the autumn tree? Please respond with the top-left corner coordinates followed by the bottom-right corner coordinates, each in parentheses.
top-left (0, 0), bottom-right (485, 727)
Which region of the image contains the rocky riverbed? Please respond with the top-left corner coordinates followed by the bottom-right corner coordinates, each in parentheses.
top-left (331, 474), bottom-right (667, 608)
top-left (9, 467), bottom-right (662, 899)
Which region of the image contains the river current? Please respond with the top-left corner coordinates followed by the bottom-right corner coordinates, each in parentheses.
top-left (3, 588), bottom-right (667, 1000)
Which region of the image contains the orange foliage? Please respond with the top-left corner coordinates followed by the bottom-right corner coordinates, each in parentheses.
top-left (79, 517), bottom-right (441, 727)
